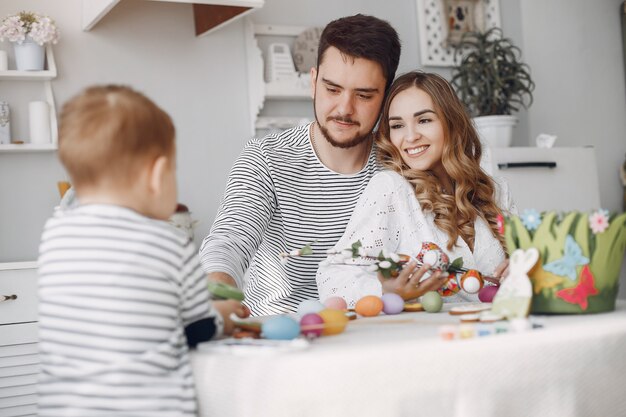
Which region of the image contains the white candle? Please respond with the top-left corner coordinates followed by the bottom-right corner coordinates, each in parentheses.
top-left (29, 101), bottom-right (51, 144)
top-left (0, 50), bottom-right (8, 71)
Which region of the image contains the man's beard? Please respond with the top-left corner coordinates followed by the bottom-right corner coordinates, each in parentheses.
top-left (313, 98), bottom-right (373, 149)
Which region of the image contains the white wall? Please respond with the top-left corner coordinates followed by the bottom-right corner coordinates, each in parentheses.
top-left (1, 0), bottom-right (625, 296)
top-left (0, 0), bottom-right (252, 261)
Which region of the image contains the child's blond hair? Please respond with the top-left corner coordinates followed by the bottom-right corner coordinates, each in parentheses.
top-left (58, 85), bottom-right (175, 189)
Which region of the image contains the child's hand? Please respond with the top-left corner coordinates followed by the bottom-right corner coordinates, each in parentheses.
top-left (214, 300), bottom-right (249, 335)
top-left (378, 261), bottom-right (445, 300)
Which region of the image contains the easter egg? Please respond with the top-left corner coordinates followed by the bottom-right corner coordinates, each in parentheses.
top-left (416, 242), bottom-right (450, 270)
top-left (300, 313), bottom-right (324, 338)
top-left (421, 291), bottom-right (443, 313)
top-left (323, 296), bottom-right (348, 311)
top-left (297, 299), bottom-right (325, 317)
top-left (478, 285), bottom-right (499, 303)
top-left (261, 316), bottom-right (301, 340)
top-left (438, 273), bottom-right (461, 297)
top-left (459, 269), bottom-right (484, 294)
top-left (318, 309), bottom-right (349, 336)
top-left (381, 293), bottom-right (404, 315)
top-left (355, 295), bottom-right (384, 317)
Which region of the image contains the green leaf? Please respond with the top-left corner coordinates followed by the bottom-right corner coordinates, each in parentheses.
top-left (450, 257), bottom-right (464, 270)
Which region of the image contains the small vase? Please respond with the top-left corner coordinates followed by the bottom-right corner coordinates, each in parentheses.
top-left (13, 36), bottom-right (45, 71)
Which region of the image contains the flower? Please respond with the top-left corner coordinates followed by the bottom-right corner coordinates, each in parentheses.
top-left (0, 11), bottom-right (60, 45)
top-left (589, 210), bottom-right (610, 234)
top-left (521, 208), bottom-right (542, 231)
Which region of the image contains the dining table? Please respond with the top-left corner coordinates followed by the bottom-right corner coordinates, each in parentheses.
top-left (191, 300), bottom-right (626, 417)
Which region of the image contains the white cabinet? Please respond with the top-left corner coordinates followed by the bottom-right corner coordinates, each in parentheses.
top-left (0, 45), bottom-right (57, 153)
top-left (482, 146), bottom-right (601, 211)
top-left (0, 262), bottom-right (38, 417)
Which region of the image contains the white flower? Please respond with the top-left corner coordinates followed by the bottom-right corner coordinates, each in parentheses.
top-left (367, 264), bottom-right (379, 272)
top-left (379, 260), bottom-right (392, 269)
top-left (389, 252), bottom-right (400, 262)
top-left (358, 247), bottom-right (367, 257)
top-left (341, 249), bottom-right (353, 259)
top-left (289, 249), bottom-right (300, 256)
top-left (0, 12), bottom-right (60, 45)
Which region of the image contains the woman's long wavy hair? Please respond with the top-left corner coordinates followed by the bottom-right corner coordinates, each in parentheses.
top-left (377, 71), bottom-right (504, 252)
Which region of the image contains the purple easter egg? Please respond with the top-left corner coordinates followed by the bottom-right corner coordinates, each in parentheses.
top-left (300, 313), bottom-right (324, 338)
top-left (381, 293), bottom-right (404, 315)
top-left (478, 285), bottom-right (499, 303)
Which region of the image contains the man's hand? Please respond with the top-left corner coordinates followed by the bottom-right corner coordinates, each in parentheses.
top-left (208, 271), bottom-right (238, 288)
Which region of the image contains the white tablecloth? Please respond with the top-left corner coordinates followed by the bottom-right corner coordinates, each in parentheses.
top-left (191, 301), bottom-right (626, 417)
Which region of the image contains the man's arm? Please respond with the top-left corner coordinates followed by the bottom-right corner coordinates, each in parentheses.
top-left (199, 139), bottom-right (276, 288)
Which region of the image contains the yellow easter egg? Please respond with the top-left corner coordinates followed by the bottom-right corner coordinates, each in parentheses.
top-left (355, 295), bottom-right (384, 317)
top-left (318, 309), bottom-right (349, 336)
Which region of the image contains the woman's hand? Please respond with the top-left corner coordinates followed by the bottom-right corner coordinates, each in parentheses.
top-left (213, 299), bottom-right (249, 335)
top-left (378, 261), bottom-right (445, 300)
top-left (492, 259), bottom-right (510, 283)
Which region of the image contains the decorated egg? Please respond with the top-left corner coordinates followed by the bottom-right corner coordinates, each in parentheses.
top-left (478, 285), bottom-right (499, 303)
top-left (300, 313), bottom-right (324, 338)
top-left (355, 295), bottom-right (384, 317)
top-left (323, 296), bottom-right (348, 311)
top-left (318, 309), bottom-right (349, 336)
top-left (416, 242), bottom-right (450, 270)
top-left (437, 273), bottom-right (461, 297)
top-left (297, 299), bottom-right (325, 317)
top-left (421, 291), bottom-right (443, 313)
top-left (459, 269), bottom-right (484, 294)
top-left (261, 316), bottom-right (301, 340)
top-left (381, 293), bottom-right (404, 315)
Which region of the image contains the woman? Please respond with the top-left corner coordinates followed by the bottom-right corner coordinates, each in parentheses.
top-left (316, 71), bottom-right (516, 307)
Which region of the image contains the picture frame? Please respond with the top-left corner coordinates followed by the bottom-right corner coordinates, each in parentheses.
top-left (416, 0), bottom-right (501, 67)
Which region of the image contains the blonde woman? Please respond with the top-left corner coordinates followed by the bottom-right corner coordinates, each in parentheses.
top-left (316, 71), bottom-right (516, 308)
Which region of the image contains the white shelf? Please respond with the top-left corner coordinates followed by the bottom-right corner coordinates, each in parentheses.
top-left (245, 21), bottom-right (313, 135)
top-left (0, 261), bottom-right (37, 271)
top-left (0, 70), bottom-right (57, 81)
top-left (0, 45), bottom-right (58, 147)
top-left (0, 143), bottom-right (57, 153)
top-left (82, 0), bottom-right (264, 36)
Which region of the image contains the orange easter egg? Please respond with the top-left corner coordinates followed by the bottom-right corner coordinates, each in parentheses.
top-left (355, 295), bottom-right (384, 317)
top-left (318, 309), bottom-right (349, 336)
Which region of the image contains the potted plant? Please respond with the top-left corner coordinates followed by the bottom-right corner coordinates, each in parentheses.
top-left (451, 27), bottom-right (534, 147)
top-left (0, 11), bottom-right (60, 71)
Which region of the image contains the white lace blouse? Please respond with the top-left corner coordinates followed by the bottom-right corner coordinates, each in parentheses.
top-left (316, 170), bottom-right (517, 308)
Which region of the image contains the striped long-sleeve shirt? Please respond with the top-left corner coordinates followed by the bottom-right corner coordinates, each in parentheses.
top-left (38, 204), bottom-right (223, 416)
top-left (200, 123), bottom-right (378, 316)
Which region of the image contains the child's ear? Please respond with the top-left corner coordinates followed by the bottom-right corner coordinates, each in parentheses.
top-left (148, 155), bottom-right (169, 195)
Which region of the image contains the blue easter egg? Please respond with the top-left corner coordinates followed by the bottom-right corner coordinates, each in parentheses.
top-left (262, 316), bottom-right (301, 340)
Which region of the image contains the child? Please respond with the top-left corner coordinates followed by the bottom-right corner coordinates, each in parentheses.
top-left (317, 71), bottom-right (516, 307)
top-left (37, 85), bottom-right (246, 416)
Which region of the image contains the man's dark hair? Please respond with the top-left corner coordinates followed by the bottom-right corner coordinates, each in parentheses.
top-left (317, 14), bottom-right (401, 92)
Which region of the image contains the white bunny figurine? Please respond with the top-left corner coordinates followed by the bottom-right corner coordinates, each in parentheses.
top-left (491, 248), bottom-right (539, 319)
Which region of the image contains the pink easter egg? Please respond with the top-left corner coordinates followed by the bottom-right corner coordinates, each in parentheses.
top-left (323, 296), bottom-right (348, 311)
top-left (478, 285), bottom-right (499, 303)
top-left (300, 313), bottom-right (324, 338)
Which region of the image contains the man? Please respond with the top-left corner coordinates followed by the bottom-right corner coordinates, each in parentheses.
top-left (200, 14), bottom-right (401, 315)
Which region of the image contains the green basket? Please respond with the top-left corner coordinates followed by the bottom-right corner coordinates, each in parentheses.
top-left (504, 211), bottom-right (626, 314)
